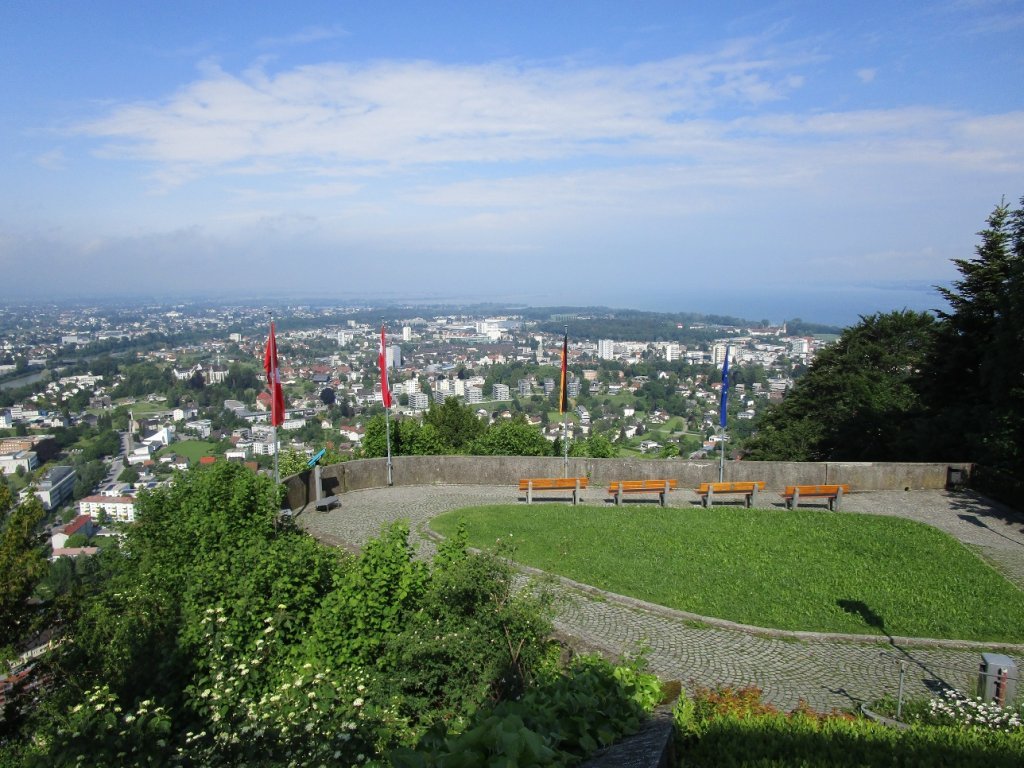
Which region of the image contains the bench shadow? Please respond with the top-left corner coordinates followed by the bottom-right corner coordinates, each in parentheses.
top-left (836, 598), bottom-right (960, 694)
top-left (957, 513), bottom-right (1024, 547)
top-left (945, 490), bottom-right (1024, 535)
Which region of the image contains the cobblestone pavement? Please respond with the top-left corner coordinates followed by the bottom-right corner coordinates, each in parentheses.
top-left (297, 485), bottom-right (1024, 712)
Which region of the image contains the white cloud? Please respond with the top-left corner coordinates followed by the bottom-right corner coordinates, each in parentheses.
top-left (856, 67), bottom-right (877, 83)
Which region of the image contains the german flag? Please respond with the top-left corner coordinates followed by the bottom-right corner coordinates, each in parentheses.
top-left (559, 329), bottom-right (569, 414)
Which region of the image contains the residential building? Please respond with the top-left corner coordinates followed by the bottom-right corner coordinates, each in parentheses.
top-left (32, 466), bottom-right (76, 511)
top-left (492, 383), bottom-right (510, 401)
top-left (465, 386), bottom-right (482, 404)
top-left (598, 339), bottom-right (615, 360)
top-left (408, 391), bottom-right (429, 410)
top-left (78, 495), bottom-right (136, 523)
top-left (0, 449), bottom-right (37, 475)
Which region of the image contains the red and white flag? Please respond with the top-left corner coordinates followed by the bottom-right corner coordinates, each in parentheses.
top-left (378, 324), bottom-right (393, 408)
top-left (263, 321), bottom-right (285, 427)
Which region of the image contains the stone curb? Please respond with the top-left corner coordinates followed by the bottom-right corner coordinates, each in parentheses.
top-left (420, 527), bottom-right (1024, 654)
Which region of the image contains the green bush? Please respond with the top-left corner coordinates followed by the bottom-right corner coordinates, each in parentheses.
top-left (391, 654), bottom-right (662, 766)
top-left (675, 686), bottom-right (1024, 767)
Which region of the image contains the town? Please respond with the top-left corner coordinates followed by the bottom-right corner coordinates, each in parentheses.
top-left (0, 300), bottom-right (832, 534)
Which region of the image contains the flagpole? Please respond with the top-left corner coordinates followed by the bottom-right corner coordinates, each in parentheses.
top-left (381, 319), bottom-right (393, 487)
top-left (384, 407), bottom-right (393, 486)
top-left (269, 313), bottom-right (280, 486)
top-left (719, 426), bottom-right (725, 483)
top-left (562, 325), bottom-right (569, 478)
top-left (718, 345), bottom-right (730, 483)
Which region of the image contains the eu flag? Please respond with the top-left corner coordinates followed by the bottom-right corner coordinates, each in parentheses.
top-left (719, 345), bottom-right (730, 429)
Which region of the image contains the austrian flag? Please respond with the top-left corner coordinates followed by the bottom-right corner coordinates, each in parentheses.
top-left (263, 321), bottom-right (285, 427)
top-left (379, 324), bottom-right (393, 408)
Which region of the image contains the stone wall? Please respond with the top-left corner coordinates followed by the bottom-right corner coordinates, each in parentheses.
top-left (282, 457), bottom-right (972, 510)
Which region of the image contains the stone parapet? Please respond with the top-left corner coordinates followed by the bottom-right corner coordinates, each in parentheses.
top-left (282, 457), bottom-right (972, 511)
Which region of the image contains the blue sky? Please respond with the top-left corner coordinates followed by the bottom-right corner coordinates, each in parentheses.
top-left (2, 1), bottom-right (1022, 325)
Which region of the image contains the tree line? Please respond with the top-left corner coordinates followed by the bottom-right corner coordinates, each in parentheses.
top-left (742, 196), bottom-right (1024, 481)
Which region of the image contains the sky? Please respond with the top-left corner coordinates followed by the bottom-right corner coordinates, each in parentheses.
top-left (1, 1), bottom-right (1022, 326)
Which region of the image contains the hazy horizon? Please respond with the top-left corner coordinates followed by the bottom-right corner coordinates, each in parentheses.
top-left (2, 1), bottom-right (1019, 322)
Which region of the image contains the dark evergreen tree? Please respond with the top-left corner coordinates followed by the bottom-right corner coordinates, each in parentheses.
top-left (922, 196), bottom-right (1024, 472)
top-left (743, 311), bottom-right (936, 461)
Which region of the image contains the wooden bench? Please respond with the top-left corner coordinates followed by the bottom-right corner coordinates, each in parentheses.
top-left (695, 481), bottom-right (766, 508)
top-left (781, 484), bottom-right (850, 511)
top-left (607, 480), bottom-right (678, 507)
top-left (519, 477), bottom-right (588, 505)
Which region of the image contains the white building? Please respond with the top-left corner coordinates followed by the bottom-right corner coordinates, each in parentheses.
top-left (0, 450), bottom-right (37, 475)
top-left (408, 392), bottom-right (429, 410)
top-left (492, 383), bottom-right (510, 401)
top-left (598, 339), bottom-right (615, 360)
top-left (465, 386), bottom-right (483, 404)
top-left (78, 495), bottom-right (136, 523)
top-left (31, 466), bottom-right (76, 511)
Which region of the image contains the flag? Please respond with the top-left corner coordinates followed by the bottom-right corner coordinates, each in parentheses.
top-left (263, 321), bottom-right (285, 427)
top-left (379, 324), bottom-right (393, 408)
top-left (719, 345), bottom-right (730, 429)
top-left (559, 329), bottom-right (569, 414)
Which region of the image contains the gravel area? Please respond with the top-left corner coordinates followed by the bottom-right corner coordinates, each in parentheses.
top-left (297, 485), bottom-right (1024, 712)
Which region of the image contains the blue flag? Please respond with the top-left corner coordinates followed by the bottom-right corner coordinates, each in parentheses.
top-left (719, 346), bottom-right (730, 429)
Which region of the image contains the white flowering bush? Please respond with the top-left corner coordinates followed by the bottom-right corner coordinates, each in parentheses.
top-left (926, 687), bottom-right (1022, 732)
top-left (181, 604), bottom-right (411, 766)
top-left (42, 685), bottom-right (172, 767)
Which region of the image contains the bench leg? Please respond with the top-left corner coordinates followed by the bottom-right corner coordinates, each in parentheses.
top-left (750, 487), bottom-right (759, 508)
top-left (791, 488), bottom-right (800, 509)
top-left (659, 492), bottom-right (666, 507)
top-left (705, 487), bottom-right (713, 508)
top-left (527, 480), bottom-right (533, 505)
top-left (573, 480), bottom-right (580, 506)
top-left (616, 489), bottom-right (622, 506)
top-left (832, 486), bottom-right (843, 511)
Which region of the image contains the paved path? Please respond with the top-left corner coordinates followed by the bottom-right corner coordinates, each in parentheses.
top-left (297, 485), bottom-right (1024, 712)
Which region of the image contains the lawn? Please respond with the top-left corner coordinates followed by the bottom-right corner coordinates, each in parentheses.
top-left (430, 505), bottom-right (1024, 642)
top-left (159, 440), bottom-right (217, 462)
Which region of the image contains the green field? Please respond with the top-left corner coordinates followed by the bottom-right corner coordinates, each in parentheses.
top-left (431, 505), bottom-right (1024, 642)
top-left (159, 440), bottom-right (217, 462)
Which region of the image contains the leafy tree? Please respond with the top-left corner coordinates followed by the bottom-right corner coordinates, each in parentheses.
top-left (118, 465), bottom-right (140, 484)
top-left (423, 397), bottom-right (485, 452)
top-left (0, 491), bottom-right (47, 661)
top-left (743, 311), bottom-right (936, 461)
top-left (569, 433), bottom-right (617, 458)
top-left (471, 417), bottom-right (552, 456)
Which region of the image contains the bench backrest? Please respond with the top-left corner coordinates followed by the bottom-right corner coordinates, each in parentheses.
top-left (781, 484), bottom-right (850, 496)
top-left (518, 477), bottom-right (589, 490)
top-left (696, 481), bottom-right (766, 494)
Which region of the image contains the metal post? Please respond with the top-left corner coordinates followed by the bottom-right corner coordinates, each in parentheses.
top-left (719, 429), bottom-right (725, 482)
top-left (384, 403), bottom-right (393, 486)
top-left (897, 661), bottom-right (907, 720)
top-left (273, 426), bottom-right (279, 485)
top-left (563, 410), bottom-right (569, 478)
top-left (562, 324), bottom-right (569, 478)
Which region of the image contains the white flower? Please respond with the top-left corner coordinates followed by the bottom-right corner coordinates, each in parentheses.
top-left (353, 697), bottom-right (364, 707)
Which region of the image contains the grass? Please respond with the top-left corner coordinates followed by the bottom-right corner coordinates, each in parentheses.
top-left (430, 505), bottom-right (1024, 642)
top-left (113, 400), bottom-right (170, 415)
top-left (158, 440), bottom-right (217, 462)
